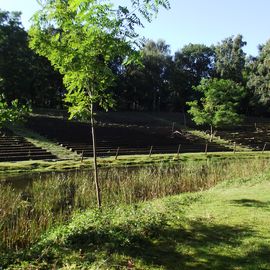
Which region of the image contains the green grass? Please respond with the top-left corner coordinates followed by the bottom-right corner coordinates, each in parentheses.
top-left (1, 150), bottom-right (270, 177)
top-left (1, 159), bottom-right (270, 269)
top-left (5, 170), bottom-right (270, 269)
top-left (4, 159), bottom-right (264, 251)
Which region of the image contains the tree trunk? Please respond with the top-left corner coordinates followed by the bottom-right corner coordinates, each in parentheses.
top-left (90, 102), bottom-right (101, 208)
top-left (210, 124), bottom-right (213, 142)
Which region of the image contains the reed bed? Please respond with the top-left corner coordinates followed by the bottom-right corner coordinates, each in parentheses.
top-left (1, 158), bottom-right (269, 250)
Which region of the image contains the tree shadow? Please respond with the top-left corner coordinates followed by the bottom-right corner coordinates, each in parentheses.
top-left (47, 218), bottom-right (270, 269)
top-left (230, 199), bottom-right (270, 209)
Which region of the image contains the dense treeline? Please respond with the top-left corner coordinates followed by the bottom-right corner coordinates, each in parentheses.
top-left (1, 10), bottom-right (270, 116)
top-left (0, 10), bottom-right (64, 108)
top-left (115, 36), bottom-right (270, 116)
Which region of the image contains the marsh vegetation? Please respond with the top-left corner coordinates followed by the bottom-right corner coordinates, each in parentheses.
top-left (1, 158), bottom-right (270, 251)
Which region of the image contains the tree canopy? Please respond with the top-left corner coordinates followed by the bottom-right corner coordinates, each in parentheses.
top-left (0, 10), bottom-right (64, 107)
top-left (29, 0), bottom-right (170, 118)
top-left (247, 40), bottom-right (270, 113)
top-left (175, 43), bottom-right (215, 84)
top-left (0, 10), bottom-right (30, 102)
top-left (215, 35), bottom-right (247, 84)
top-left (1, 4), bottom-right (270, 118)
top-left (139, 39), bottom-right (172, 111)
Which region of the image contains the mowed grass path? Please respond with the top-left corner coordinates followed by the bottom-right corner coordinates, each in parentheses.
top-left (6, 170), bottom-right (270, 270)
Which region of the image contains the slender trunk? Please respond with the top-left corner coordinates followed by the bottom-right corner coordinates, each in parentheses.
top-left (210, 124), bottom-right (213, 142)
top-left (90, 102), bottom-right (101, 208)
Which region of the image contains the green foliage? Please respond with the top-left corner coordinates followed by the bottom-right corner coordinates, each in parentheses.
top-left (0, 10), bottom-right (63, 107)
top-left (28, 0), bottom-right (170, 208)
top-left (247, 40), bottom-right (270, 111)
top-left (1, 159), bottom-right (263, 251)
top-left (215, 35), bottom-right (247, 83)
top-left (175, 43), bottom-right (215, 83)
top-left (1, 6), bottom-right (269, 118)
top-left (29, 0), bottom-right (170, 119)
top-left (0, 95), bottom-right (31, 128)
top-left (141, 39), bottom-right (172, 111)
top-left (187, 78), bottom-right (245, 129)
top-left (129, 39), bottom-right (172, 111)
top-left (0, 10), bottom-right (29, 102)
top-left (2, 160), bottom-right (270, 269)
top-left (168, 44), bottom-right (215, 111)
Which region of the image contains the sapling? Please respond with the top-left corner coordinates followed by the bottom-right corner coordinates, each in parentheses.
top-left (187, 78), bottom-right (245, 142)
top-left (29, 0), bottom-right (170, 207)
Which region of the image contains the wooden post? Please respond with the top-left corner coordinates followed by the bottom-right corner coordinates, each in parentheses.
top-left (149, 146), bottom-right (153, 157)
top-left (233, 142), bottom-right (236, 153)
top-left (115, 147), bottom-right (120, 160)
top-left (177, 144), bottom-right (181, 157)
top-left (205, 143), bottom-right (208, 154)
top-left (262, 143), bottom-right (267, 153)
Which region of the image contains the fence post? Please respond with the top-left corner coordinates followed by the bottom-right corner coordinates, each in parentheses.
top-left (115, 147), bottom-right (120, 160)
top-left (233, 142), bottom-right (236, 154)
top-left (262, 142), bottom-right (267, 153)
top-left (177, 144), bottom-right (181, 157)
top-left (149, 146), bottom-right (153, 157)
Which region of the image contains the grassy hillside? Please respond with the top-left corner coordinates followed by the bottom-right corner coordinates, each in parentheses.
top-left (4, 167), bottom-right (270, 269)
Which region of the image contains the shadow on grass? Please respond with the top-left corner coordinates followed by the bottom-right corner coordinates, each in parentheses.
top-left (44, 219), bottom-right (270, 269)
top-left (230, 199), bottom-right (270, 209)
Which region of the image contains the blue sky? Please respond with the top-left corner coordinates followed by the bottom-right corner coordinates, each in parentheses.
top-left (1, 0), bottom-right (270, 56)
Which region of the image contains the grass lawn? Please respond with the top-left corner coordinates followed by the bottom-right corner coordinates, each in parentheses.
top-left (5, 166), bottom-right (270, 269)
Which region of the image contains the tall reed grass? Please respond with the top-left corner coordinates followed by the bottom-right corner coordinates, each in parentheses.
top-left (1, 158), bottom-right (269, 250)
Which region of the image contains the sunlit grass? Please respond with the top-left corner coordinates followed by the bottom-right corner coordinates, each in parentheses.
top-left (1, 158), bottom-right (270, 251)
top-left (3, 160), bottom-right (270, 270)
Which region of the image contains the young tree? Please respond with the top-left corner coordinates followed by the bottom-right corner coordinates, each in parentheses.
top-left (29, 0), bottom-right (170, 208)
top-left (0, 94), bottom-right (30, 128)
top-left (187, 78), bottom-right (245, 141)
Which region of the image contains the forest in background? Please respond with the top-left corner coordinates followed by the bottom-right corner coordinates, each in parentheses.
top-left (1, 10), bottom-right (270, 116)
